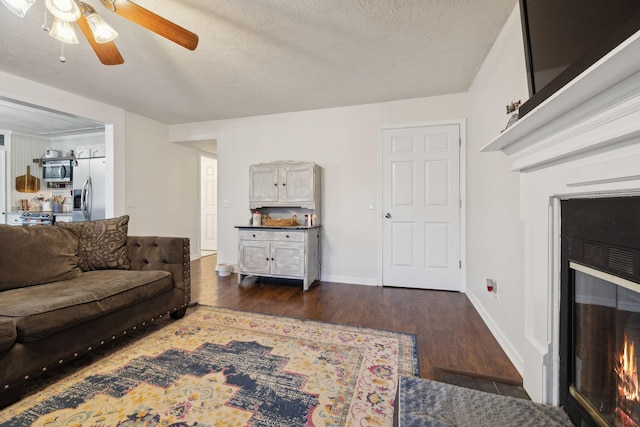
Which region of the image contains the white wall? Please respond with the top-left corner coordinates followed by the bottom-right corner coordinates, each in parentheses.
top-left (466, 3), bottom-right (529, 375)
top-left (170, 95), bottom-right (468, 284)
top-left (124, 112), bottom-right (200, 253)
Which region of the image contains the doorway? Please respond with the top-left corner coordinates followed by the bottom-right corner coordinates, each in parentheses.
top-left (200, 155), bottom-right (218, 256)
top-left (381, 123), bottom-right (463, 291)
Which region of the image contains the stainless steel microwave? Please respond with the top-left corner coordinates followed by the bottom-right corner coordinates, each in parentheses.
top-left (43, 159), bottom-right (73, 183)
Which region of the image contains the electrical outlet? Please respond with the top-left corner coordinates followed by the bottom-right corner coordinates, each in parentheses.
top-left (486, 279), bottom-right (497, 295)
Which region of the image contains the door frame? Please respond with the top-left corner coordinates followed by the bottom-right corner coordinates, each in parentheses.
top-left (377, 120), bottom-right (467, 291)
top-left (0, 130), bottom-right (10, 226)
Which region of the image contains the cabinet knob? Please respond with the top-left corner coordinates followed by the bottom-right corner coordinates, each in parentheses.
top-left (286, 235), bottom-right (290, 238)
top-left (252, 234), bottom-right (256, 237)
top-left (274, 183), bottom-right (277, 186)
top-left (282, 182), bottom-right (286, 186)
top-left (271, 258), bottom-right (274, 261)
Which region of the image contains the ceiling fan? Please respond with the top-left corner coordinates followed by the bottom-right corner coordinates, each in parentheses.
top-left (0, 0), bottom-right (199, 65)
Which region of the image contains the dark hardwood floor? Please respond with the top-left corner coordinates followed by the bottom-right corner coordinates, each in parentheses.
top-left (191, 254), bottom-right (522, 387)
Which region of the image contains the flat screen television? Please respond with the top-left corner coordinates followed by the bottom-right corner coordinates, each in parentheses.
top-left (518, 0), bottom-right (640, 118)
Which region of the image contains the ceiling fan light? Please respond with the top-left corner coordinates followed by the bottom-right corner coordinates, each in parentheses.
top-left (0, 0), bottom-right (35, 17)
top-left (49, 16), bottom-right (79, 44)
top-left (85, 12), bottom-right (118, 43)
top-left (45, 0), bottom-right (80, 21)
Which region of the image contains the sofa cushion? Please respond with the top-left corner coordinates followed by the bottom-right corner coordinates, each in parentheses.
top-left (57, 215), bottom-right (131, 271)
top-left (0, 317), bottom-right (16, 354)
top-left (0, 225), bottom-right (81, 291)
top-left (0, 269), bottom-right (172, 342)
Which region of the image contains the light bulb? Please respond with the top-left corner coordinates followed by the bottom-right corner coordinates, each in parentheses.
top-left (49, 16), bottom-right (79, 44)
top-left (85, 12), bottom-right (118, 43)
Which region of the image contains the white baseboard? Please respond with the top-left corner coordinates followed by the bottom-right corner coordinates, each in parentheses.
top-left (466, 290), bottom-right (525, 375)
top-left (319, 274), bottom-right (379, 287)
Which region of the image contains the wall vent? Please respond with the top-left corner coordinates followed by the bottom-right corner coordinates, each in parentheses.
top-left (583, 242), bottom-right (604, 267)
top-left (608, 247), bottom-right (635, 276)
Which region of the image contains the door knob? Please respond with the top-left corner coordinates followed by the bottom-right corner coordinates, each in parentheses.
top-left (385, 213), bottom-right (391, 219)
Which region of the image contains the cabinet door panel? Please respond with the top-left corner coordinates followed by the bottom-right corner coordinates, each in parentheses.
top-left (279, 166), bottom-right (314, 203)
top-left (271, 244), bottom-right (305, 277)
top-left (239, 241), bottom-right (271, 274)
top-left (250, 166), bottom-right (279, 205)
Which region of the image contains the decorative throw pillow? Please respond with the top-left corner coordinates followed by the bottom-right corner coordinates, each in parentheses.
top-left (57, 215), bottom-right (131, 271)
top-left (0, 225), bottom-right (81, 291)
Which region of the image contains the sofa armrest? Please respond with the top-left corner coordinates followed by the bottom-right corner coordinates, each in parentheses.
top-left (126, 236), bottom-right (191, 307)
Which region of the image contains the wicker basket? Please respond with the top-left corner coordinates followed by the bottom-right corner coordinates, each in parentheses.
top-left (262, 215), bottom-right (297, 226)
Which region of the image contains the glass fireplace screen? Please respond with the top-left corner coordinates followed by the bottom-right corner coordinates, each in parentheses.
top-left (572, 262), bottom-right (640, 427)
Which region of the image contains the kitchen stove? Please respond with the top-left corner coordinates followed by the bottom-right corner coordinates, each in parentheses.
top-left (20, 212), bottom-right (54, 226)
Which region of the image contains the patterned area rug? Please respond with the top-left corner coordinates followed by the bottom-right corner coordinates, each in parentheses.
top-left (0, 305), bottom-right (418, 426)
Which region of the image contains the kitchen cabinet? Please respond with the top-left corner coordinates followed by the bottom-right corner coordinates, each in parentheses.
top-left (249, 162), bottom-right (320, 210)
top-left (236, 226), bottom-right (320, 291)
top-left (7, 212), bottom-right (22, 226)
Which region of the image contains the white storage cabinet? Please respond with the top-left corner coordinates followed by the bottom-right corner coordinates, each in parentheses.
top-left (249, 162), bottom-right (320, 210)
top-left (237, 227), bottom-right (320, 291)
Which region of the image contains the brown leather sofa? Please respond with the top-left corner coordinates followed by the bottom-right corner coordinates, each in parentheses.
top-left (0, 217), bottom-right (191, 408)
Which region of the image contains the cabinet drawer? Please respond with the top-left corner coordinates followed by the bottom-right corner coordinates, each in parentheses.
top-left (239, 230), bottom-right (305, 242)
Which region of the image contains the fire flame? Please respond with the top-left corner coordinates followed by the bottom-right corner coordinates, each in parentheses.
top-left (617, 333), bottom-right (639, 402)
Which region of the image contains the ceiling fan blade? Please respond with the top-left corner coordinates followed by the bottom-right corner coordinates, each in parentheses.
top-left (77, 14), bottom-right (125, 65)
top-left (100, 0), bottom-right (199, 51)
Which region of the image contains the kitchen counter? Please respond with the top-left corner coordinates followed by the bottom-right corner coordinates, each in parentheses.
top-left (9, 210), bottom-right (72, 215)
top-left (7, 211), bottom-right (73, 225)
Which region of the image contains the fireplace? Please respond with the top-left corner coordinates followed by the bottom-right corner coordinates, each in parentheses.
top-left (478, 17), bottom-right (640, 405)
top-left (560, 197), bottom-right (640, 426)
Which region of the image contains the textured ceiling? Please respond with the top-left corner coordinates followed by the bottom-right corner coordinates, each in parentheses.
top-left (0, 0), bottom-right (517, 130)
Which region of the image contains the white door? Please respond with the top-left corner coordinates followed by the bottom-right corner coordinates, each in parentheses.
top-left (382, 124), bottom-right (461, 290)
top-left (200, 156), bottom-right (218, 251)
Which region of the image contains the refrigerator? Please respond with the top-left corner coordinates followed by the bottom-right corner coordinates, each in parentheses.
top-left (72, 158), bottom-right (106, 222)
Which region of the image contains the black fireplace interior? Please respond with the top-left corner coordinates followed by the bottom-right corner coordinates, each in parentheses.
top-left (561, 197), bottom-right (640, 427)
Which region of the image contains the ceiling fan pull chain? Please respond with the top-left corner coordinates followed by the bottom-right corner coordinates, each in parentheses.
top-left (59, 42), bottom-right (66, 63)
top-left (42, 7), bottom-right (50, 32)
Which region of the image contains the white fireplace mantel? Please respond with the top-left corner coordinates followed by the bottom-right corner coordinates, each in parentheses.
top-left (481, 31), bottom-right (640, 172)
top-left (478, 29), bottom-right (640, 404)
